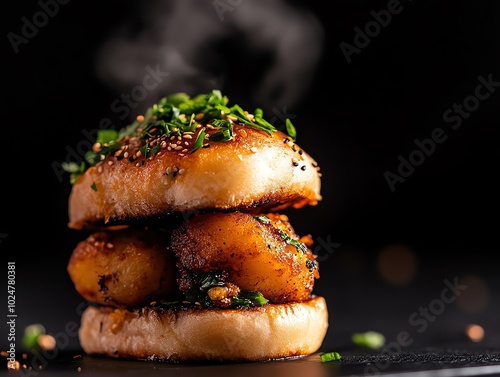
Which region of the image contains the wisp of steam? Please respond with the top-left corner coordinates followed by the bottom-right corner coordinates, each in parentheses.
top-left (94, 0), bottom-right (324, 116)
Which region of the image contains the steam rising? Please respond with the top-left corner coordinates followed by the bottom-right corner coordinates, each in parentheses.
top-left (95, 0), bottom-right (324, 115)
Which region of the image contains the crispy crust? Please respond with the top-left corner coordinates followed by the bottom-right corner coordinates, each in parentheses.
top-left (68, 127), bottom-right (321, 229)
top-left (79, 296), bottom-right (328, 362)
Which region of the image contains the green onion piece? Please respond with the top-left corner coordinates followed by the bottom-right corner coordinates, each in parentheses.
top-left (232, 290), bottom-right (269, 307)
top-left (285, 118), bottom-right (297, 141)
top-left (254, 215), bottom-right (271, 224)
top-left (320, 352), bottom-right (341, 363)
top-left (191, 128), bottom-right (206, 153)
top-left (96, 129), bottom-right (119, 144)
top-left (22, 324), bottom-right (46, 351)
top-left (352, 331), bottom-right (386, 349)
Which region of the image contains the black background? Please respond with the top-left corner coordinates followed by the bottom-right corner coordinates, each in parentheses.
top-left (2, 0), bottom-right (500, 354)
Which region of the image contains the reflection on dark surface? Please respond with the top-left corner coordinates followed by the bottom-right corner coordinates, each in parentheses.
top-left (7, 347), bottom-right (500, 377)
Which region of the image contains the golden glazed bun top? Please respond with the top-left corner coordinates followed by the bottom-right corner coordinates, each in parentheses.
top-left (65, 91), bottom-right (322, 229)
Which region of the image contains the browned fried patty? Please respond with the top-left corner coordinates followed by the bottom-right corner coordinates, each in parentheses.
top-left (68, 126), bottom-right (322, 230)
top-left (172, 211), bottom-right (319, 304)
top-left (67, 212), bottom-right (319, 307)
top-left (67, 226), bottom-right (178, 308)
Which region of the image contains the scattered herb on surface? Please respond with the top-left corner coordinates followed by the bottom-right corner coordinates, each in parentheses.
top-left (351, 331), bottom-right (386, 349)
top-left (319, 351), bottom-right (342, 363)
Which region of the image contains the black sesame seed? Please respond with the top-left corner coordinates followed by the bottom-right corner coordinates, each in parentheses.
top-left (300, 165), bottom-right (306, 171)
top-left (293, 162), bottom-right (299, 167)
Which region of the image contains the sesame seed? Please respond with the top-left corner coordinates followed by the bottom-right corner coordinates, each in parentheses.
top-left (184, 141), bottom-right (189, 146)
top-left (108, 160), bottom-right (113, 166)
top-left (172, 127), bottom-right (179, 133)
top-left (92, 142), bottom-right (101, 152)
top-left (196, 124), bottom-right (202, 128)
top-left (170, 136), bottom-right (176, 140)
top-left (182, 148), bottom-right (188, 153)
top-left (106, 243), bottom-right (114, 249)
top-left (240, 129), bottom-right (247, 137)
top-left (123, 151), bottom-right (129, 158)
top-left (284, 138), bottom-right (289, 143)
top-left (135, 162), bottom-right (140, 167)
top-left (136, 150), bottom-right (142, 157)
top-left (160, 141), bottom-right (167, 148)
top-left (195, 113), bottom-right (204, 121)
top-left (202, 143), bottom-right (210, 148)
top-left (177, 136), bottom-right (182, 141)
top-left (167, 147), bottom-right (172, 151)
top-left (178, 168), bottom-right (185, 175)
top-left (292, 157), bottom-right (298, 164)
top-left (298, 150), bottom-right (303, 155)
top-left (136, 115), bottom-right (144, 122)
top-left (300, 165), bottom-right (306, 171)
top-left (97, 166), bottom-right (103, 173)
top-left (183, 134), bottom-right (193, 139)
top-left (293, 162), bottom-right (299, 167)
top-left (171, 144), bottom-right (177, 148)
top-left (250, 147), bottom-right (258, 153)
top-left (166, 167), bottom-right (172, 175)
top-left (175, 146), bottom-right (183, 150)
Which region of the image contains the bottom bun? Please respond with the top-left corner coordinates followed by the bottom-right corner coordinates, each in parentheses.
top-left (79, 296), bottom-right (329, 363)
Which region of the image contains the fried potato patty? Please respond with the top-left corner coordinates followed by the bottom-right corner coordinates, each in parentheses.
top-left (172, 212), bottom-right (319, 303)
top-left (67, 227), bottom-right (178, 307)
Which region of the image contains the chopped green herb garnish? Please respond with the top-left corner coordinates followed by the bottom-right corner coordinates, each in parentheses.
top-left (286, 118), bottom-right (297, 142)
top-left (191, 128), bottom-right (206, 153)
top-left (320, 352), bottom-right (341, 363)
top-left (277, 229), bottom-right (308, 254)
top-left (352, 331), bottom-right (386, 349)
top-left (22, 324), bottom-right (46, 351)
top-left (254, 215), bottom-right (308, 254)
top-left (253, 215), bottom-right (271, 224)
top-left (232, 290), bottom-right (269, 307)
top-left (91, 182), bottom-right (97, 191)
top-left (61, 161), bottom-right (86, 184)
top-left (185, 272), bottom-right (268, 308)
top-left (63, 90), bottom-right (299, 184)
top-left (306, 259), bottom-right (317, 271)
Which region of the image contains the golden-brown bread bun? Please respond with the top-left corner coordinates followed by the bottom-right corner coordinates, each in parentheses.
top-left (68, 126), bottom-right (321, 229)
top-left (78, 296), bottom-right (328, 362)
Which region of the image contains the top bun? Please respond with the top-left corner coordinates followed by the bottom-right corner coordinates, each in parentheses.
top-left (66, 91), bottom-right (322, 229)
